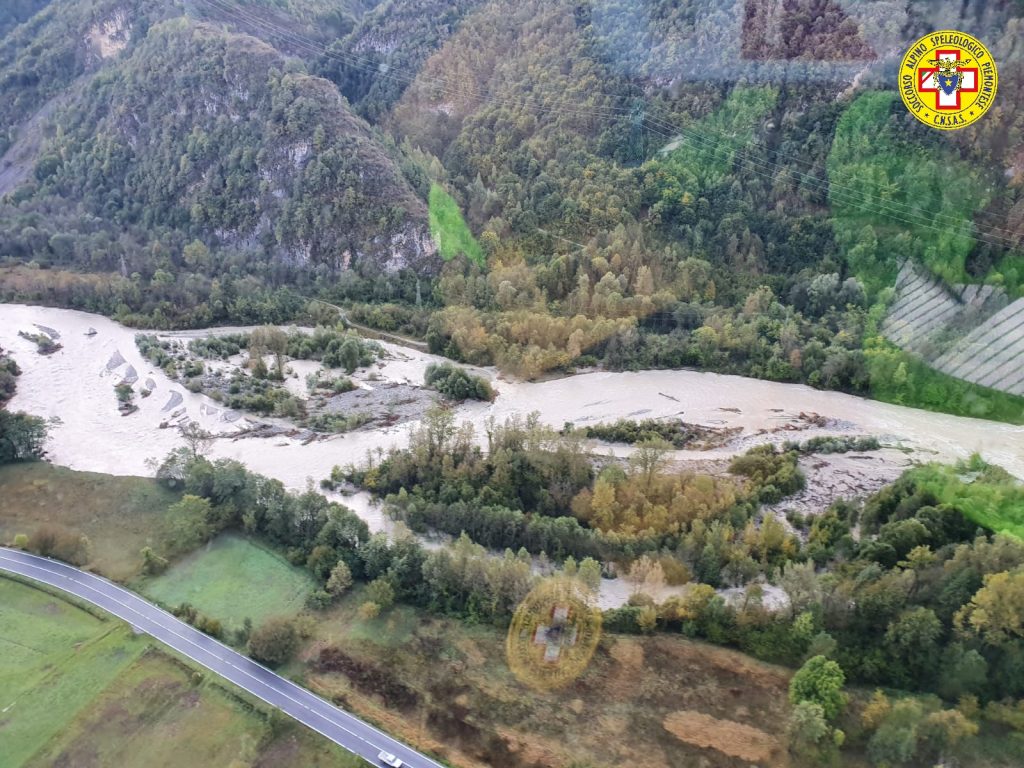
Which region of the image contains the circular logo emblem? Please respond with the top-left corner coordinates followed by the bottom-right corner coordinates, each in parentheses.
top-left (505, 577), bottom-right (602, 690)
top-left (899, 30), bottom-right (997, 130)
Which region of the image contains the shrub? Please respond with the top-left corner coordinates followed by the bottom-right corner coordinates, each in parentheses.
top-left (424, 362), bottom-right (495, 401)
top-left (358, 601), bottom-right (381, 620)
top-left (27, 524), bottom-right (92, 566)
top-left (248, 617), bottom-right (298, 666)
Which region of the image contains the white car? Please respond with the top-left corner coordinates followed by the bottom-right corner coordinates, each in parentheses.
top-left (378, 751), bottom-right (404, 767)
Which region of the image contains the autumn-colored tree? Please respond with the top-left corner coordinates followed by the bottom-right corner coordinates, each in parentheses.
top-left (956, 569), bottom-right (1024, 646)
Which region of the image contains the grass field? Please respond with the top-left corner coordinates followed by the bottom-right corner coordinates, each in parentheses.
top-left (141, 533), bottom-right (315, 630)
top-left (0, 463), bottom-right (179, 580)
top-left (0, 577), bottom-right (148, 767)
top-left (428, 183), bottom-right (484, 265)
top-left (0, 576), bottom-right (361, 768)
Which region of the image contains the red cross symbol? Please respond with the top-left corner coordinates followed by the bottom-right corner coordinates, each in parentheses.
top-left (918, 48), bottom-right (979, 110)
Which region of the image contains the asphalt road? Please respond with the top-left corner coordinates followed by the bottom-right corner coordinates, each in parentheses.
top-left (0, 547), bottom-right (446, 768)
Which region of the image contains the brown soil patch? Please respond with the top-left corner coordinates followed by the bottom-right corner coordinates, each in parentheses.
top-left (313, 646), bottom-right (419, 711)
top-left (609, 637), bottom-right (644, 668)
top-left (663, 710), bottom-right (785, 764)
top-left (604, 637), bottom-right (646, 700)
top-left (495, 726), bottom-right (564, 766)
top-left (658, 636), bottom-right (790, 689)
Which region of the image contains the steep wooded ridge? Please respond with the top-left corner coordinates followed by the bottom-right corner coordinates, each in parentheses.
top-left (0, 0), bottom-right (1022, 421)
top-left (0, 0), bottom-right (440, 305)
top-left (40, 20), bottom-right (435, 271)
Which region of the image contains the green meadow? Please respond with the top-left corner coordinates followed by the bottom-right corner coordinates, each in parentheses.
top-left (141, 533), bottom-right (316, 629)
top-left (429, 182), bottom-right (484, 265)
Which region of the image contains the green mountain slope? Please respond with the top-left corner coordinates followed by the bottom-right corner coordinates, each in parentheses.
top-left (0, 0), bottom-right (1022, 419)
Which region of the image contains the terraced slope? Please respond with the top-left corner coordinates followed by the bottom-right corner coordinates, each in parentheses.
top-left (932, 299), bottom-right (1024, 395)
top-left (883, 262), bottom-right (1024, 396)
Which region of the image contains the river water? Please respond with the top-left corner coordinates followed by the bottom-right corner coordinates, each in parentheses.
top-left (3, 303), bottom-right (1021, 609)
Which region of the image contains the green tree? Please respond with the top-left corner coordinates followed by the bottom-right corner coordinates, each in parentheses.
top-left (867, 699), bottom-right (924, 767)
top-left (885, 607), bottom-right (942, 684)
top-left (247, 617), bottom-right (298, 666)
top-left (366, 578), bottom-right (395, 610)
top-left (577, 556), bottom-right (602, 593)
top-left (789, 655), bottom-right (847, 721)
top-left (0, 411), bottom-right (48, 463)
top-left (164, 494), bottom-right (213, 555)
top-left (788, 700), bottom-right (830, 758)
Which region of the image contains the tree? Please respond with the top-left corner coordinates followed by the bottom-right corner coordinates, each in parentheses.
top-left (637, 604), bottom-right (658, 633)
top-left (779, 560), bottom-right (822, 617)
top-left (577, 557), bottom-right (602, 593)
top-left (164, 495), bottom-right (213, 555)
top-left (247, 617), bottom-right (298, 666)
top-left (629, 438), bottom-right (671, 491)
top-left (628, 555), bottom-right (665, 598)
top-left (885, 607), bottom-right (942, 684)
top-left (250, 326), bottom-right (288, 378)
top-left (937, 644), bottom-right (988, 700)
top-left (789, 655), bottom-right (847, 721)
top-left (919, 709), bottom-right (978, 755)
top-left (0, 411), bottom-right (47, 463)
top-left (788, 700), bottom-right (830, 757)
top-left (861, 690), bottom-right (891, 731)
top-left (180, 422), bottom-right (214, 459)
top-left (326, 560), bottom-right (353, 595)
top-left (955, 568), bottom-right (1024, 646)
top-left (338, 337), bottom-right (362, 374)
top-left (867, 699), bottom-right (924, 767)
top-left (366, 578), bottom-right (395, 610)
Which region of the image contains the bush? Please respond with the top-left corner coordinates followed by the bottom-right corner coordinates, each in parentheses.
top-left (247, 617), bottom-right (298, 666)
top-left (141, 546), bottom-right (169, 575)
top-left (0, 410), bottom-right (48, 463)
top-left (27, 524), bottom-right (92, 566)
top-left (730, 444), bottom-right (805, 503)
top-left (358, 601), bottom-right (381, 620)
top-left (424, 362), bottom-right (495, 401)
top-left (306, 590), bottom-right (333, 610)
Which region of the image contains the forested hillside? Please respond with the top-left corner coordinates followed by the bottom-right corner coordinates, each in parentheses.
top-left (0, 0), bottom-right (1023, 420)
top-left (0, 2), bottom-right (444, 326)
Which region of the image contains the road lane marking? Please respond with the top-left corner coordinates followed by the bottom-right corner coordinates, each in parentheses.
top-left (0, 550), bottom-right (445, 767)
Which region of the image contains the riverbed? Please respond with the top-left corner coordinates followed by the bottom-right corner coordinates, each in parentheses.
top-left (3, 304), bottom-right (1021, 481)
top-left (3, 303), bottom-right (1022, 609)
